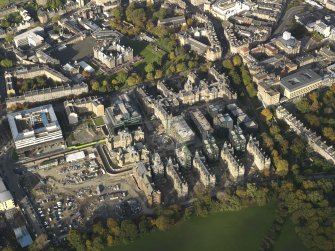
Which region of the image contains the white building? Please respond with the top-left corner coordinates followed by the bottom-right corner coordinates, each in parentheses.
top-left (8, 104), bottom-right (65, 157)
top-left (13, 26), bottom-right (44, 48)
top-left (211, 0), bottom-right (251, 20)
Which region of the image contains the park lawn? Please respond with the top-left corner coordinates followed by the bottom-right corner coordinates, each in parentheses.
top-left (125, 40), bottom-right (166, 74)
top-left (273, 220), bottom-right (308, 251)
top-left (107, 203), bottom-right (277, 251)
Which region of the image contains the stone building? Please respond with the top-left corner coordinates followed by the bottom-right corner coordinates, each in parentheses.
top-left (193, 151), bottom-right (216, 188)
top-left (152, 152), bottom-right (165, 177)
top-left (165, 158), bottom-right (189, 198)
top-left (107, 127), bottom-right (144, 150)
top-left (0, 178), bottom-right (15, 212)
top-left (133, 162), bottom-right (161, 206)
top-left (273, 32), bottom-right (301, 55)
top-left (64, 96), bottom-right (104, 125)
top-left (93, 39), bottom-right (133, 69)
top-left (203, 135), bottom-right (219, 161)
top-left (247, 136), bottom-right (271, 171)
top-left (220, 143), bottom-right (245, 180)
top-left (190, 109), bottom-right (214, 139)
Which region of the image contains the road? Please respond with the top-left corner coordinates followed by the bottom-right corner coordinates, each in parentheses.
top-left (273, 4), bottom-right (306, 36)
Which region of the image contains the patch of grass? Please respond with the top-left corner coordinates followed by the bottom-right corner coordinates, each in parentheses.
top-left (107, 203), bottom-right (276, 251)
top-left (0, 0), bottom-right (9, 7)
top-left (93, 117), bottom-right (105, 127)
top-left (273, 220), bottom-right (308, 251)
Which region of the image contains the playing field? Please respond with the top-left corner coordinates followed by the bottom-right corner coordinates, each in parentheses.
top-left (108, 203), bottom-right (281, 251)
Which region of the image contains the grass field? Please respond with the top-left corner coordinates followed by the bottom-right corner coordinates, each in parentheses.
top-left (125, 39), bottom-right (166, 74)
top-left (107, 203), bottom-right (278, 251)
top-left (273, 220), bottom-right (308, 251)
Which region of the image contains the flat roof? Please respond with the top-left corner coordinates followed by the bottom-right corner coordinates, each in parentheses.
top-left (280, 69), bottom-right (322, 92)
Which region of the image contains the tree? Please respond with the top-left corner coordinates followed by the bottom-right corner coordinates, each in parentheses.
top-left (290, 137), bottom-right (305, 156)
top-left (106, 235), bottom-right (114, 247)
top-left (144, 63), bottom-right (154, 73)
top-left (138, 216), bottom-right (152, 234)
top-left (154, 215), bottom-right (174, 231)
top-left (120, 220), bottom-right (138, 242)
top-left (4, 32), bottom-right (14, 42)
top-left (229, 70), bottom-right (241, 85)
top-left (67, 230), bottom-right (86, 251)
top-left (304, 114), bottom-right (320, 127)
top-left (274, 158), bottom-right (289, 176)
top-left (261, 108), bottom-right (273, 124)
top-left (92, 221), bottom-right (107, 237)
top-left (29, 234), bottom-right (48, 251)
top-left (126, 73), bottom-right (141, 86)
top-left (0, 59), bottom-right (13, 68)
top-left (322, 127), bottom-right (335, 143)
top-left (91, 80), bottom-right (100, 91)
top-left (232, 54), bottom-right (242, 67)
top-left (106, 218), bottom-right (120, 237)
top-left (154, 70), bottom-right (163, 79)
top-left (295, 98), bottom-right (310, 113)
top-left (222, 59), bottom-right (234, 70)
top-left (82, 70), bottom-right (91, 78)
top-left (112, 7), bottom-right (122, 20)
top-left (92, 237), bottom-right (104, 251)
top-left (116, 71), bottom-right (128, 84)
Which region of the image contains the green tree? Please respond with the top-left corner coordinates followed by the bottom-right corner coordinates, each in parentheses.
top-left (144, 63), bottom-right (154, 73)
top-left (154, 70), bottom-right (163, 79)
top-left (91, 80), bottom-right (100, 91)
top-left (222, 59), bottom-right (234, 70)
top-left (274, 158), bottom-right (289, 176)
top-left (0, 59), bottom-right (13, 68)
top-left (67, 230), bottom-right (86, 251)
top-left (112, 7), bottom-right (122, 20)
top-left (260, 108), bottom-right (273, 124)
top-left (106, 218), bottom-right (121, 237)
top-left (232, 54), bottom-right (242, 67)
top-left (92, 237), bottom-right (104, 251)
top-left (154, 215), bottom-right (174, 231)
top-left (295, 98), bottom-right (310, 113)
top-left (120, 220), bottom-right (138, 243)
top-left (229, 70), bottom-right (241, 85)
top-left (4, 32), bottom-right (14, 42)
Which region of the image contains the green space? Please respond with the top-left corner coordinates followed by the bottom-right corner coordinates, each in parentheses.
top-left (0, 0), bottom-right (9, 7)
top-left (68, 139), bottom-right (106, 150)
top-left (125, 39), bottom-right (166, 74)
top-left (273, 220), bottom-right (308, 251)
top-left (93, 117), bottom-right (105, 127)
top-left (108, 203), bottom-right (276, 251)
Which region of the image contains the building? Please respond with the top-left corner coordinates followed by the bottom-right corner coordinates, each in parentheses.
top-left (169, 116), bottom-right (196, 144)
top-left (178, 21), bottom-right (222, 61)
top-left (165, 158), bottom-right (188, 198)
top-left (175, 144), bottom-right (192, 168)
top-left (257, 82), bottom-right (281, 106)
top-left (203, 135), bottom-right (219, 161)
top-left (6, 83), bottom-right (88, 108)
top-left (214, 113), bottom-right (234, 131)
top-left (280, 69), bottom-right (323, 99)
top-left (152, 153), bottom-right (165, 177)
top-left (133, 162), bottom-right (161, 206)
top-left (14, 26), bottom-right (45, 48)
top-left (0, 177), bottom-right (15, 211)
top-left (37, 9), bottom-right (48, 24)
top-left (105, 93), bottom-right (142, 132)
top-left (220, 143), bottom-right (245, 180)
top-left (13, 66), bottom-right (69, 83)
top-left (193, 151), bottom-right (216, 188)
top-left (273, 32), bottom-right (301, 55)
top-left (64, 96), bottom-right (104, 125)
top-left (211, 0), bottom-right (251, 20)
top-left (4, 72), bottom-right (15, 96)
top-left (8, 104), bottom-right (65, 157)
top-left (107, 127), bottom-right (144, 150)
top-left (93, 39), bottom-right (133, 69)
top-left (229, 125), bottom-right (246, 151)
top-left (65, 151), bottom-right (85, 162)
top-left (247, 136), bottom-right (271, 171)
top-left (190, 109), bottom-right (214, 139)
top-left (13, 226), bottom-right (33, 248)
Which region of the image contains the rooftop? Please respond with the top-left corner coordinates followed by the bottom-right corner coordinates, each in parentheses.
top-left (280, 69), bottom-right (322, 91)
